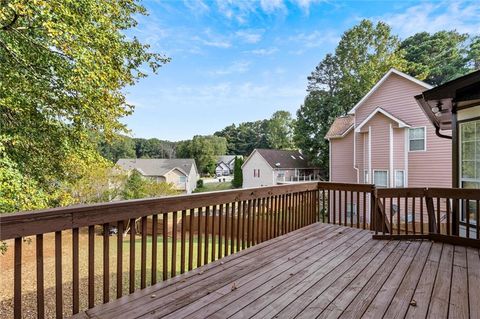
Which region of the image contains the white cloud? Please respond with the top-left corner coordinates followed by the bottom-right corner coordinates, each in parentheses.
top-left (287, 30), bottom-right (339, 54)
top-left (236, 29), bottom-right (264, 44)
top-left (375, 1), bottom-right (480, 38)
top-left (248, 47), bottom-right (279, 55)
top-left (210, 61), bottom-right (251, 75)
top-left (183, 0), bottom-right (210, 15)
top-left (260, 0), bottom-right (286, 13)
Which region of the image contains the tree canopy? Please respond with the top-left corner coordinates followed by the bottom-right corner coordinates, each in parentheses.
top-left (0, 0), bottom-right (169, 212)
top-left (176, 135), bottom-right (227, 175)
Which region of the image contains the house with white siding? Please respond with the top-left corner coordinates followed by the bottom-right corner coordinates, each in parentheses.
top-left (242, 149), bottom-right (322, 188)
top-left (326, 68), bottom-right (452, 189)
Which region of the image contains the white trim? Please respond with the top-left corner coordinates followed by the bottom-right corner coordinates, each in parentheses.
top-left (373, 169), bottom-right (389, 188)
top-left (368, 126), bottom-right (372, 185)
top-left (363, 169), bottom-right (369, 184)
top-left (394, 169), bottom-right (406, 188)
top-left (348, 68), bottom-right (433, 115)
top-left (327, 125), bottom-right (354, 140)
top-left (355, 107), bottom-right (411, 132)
top-left (353, 114), bottom-right (359, 183)
top-left (404, 129), bottom-right (409, 187)
top-left (389, 124), bottom-right (394, 187)
top-left (329, 141), bottom-right (332, 181)
top-left (408, 126), bottom-right (427, 152)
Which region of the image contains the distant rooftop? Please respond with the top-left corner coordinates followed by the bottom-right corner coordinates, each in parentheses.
top-left (217, 155), bottom-right (242, 164)
top-left (254, 149), bottom-right (316, 169)
top-left (116, 158), bottom-right (196, 176)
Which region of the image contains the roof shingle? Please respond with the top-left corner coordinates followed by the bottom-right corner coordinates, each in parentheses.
top-left (325, 115), bottom-right (354, 139)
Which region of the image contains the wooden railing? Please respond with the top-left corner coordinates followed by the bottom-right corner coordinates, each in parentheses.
top-left (0, 183), bottom-right (321, 319)
top-left (0, 182), bottom-right (478, 319)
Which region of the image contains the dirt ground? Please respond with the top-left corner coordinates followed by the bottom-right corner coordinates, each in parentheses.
top-left (0, 228), bottom-right (227, 319)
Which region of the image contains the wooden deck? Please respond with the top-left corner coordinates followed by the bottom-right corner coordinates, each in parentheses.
top-left (76, 223), bottom-right (480, 319)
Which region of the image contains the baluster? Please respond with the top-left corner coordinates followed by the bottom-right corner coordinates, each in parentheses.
top-left (89, 225), bottom-right (96, 305)
top-left (397, 197), bottom-right (401, 235)
top-left (188, 209), bottom-right (194, 271)
top-left (362, 192), bottom-right (366, 229)
top-left (477, 200), bottom-right (479, 240)
top-left (152, 215), bottom-right (158, 283)
top-left (404, 197), bottom-right (408, 235)
top-left (140, 217), bottom-right (147, 289)
top-left (436, 197), bottom-right (441, 233)
top-left (117, 221), bottom-right (124, 298)
top-left (103, 223), bottom-right (110, 302)
top-left (14, 238), bottom-right (22, 319)
top-left (236, 202), bottom-right (241, 252)
top-left (55, 231), bottom-right (63, 319)
top-left (420, 196), bottom-right (424, 234)
top-left (412, 197), bottom-right (416, 234)
top-left (72, 228), bottom-right (79, 314)
top-left (446, 199), bottom-right (451, 236)
top-left (36, 234), bottom-right (44, 319)
top-left (333, 190), bottom-right (336, 225)
top-left (224, 203), bottom-right (229, 257)
top-left (172, 211), bottom-right (178, 277)
top-left (211, 206), bottom-right (216, 261)
top-left (163, 214), bottom-right (168, 280)
top-left (218, 204), bottom-right (223, 259)
top-left (204, 206), bottom-right (210, 263)
top-left (181, 210), bottom-right (186, 274)
top-left (466, 199), bottom-right (470, 239)
top-left (197, 208), bottom-right (203, 267)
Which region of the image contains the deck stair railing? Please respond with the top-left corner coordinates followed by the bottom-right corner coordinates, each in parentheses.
top-left (0, 182), bottom-right (479, 319)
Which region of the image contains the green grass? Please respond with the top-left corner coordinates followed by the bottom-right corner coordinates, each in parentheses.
top-left (194, 182), bottom-right (234, 193)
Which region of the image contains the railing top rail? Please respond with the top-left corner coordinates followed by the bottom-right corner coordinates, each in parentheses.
top-left (0, 182), bottom-right (319, 241)
top-left (426, 188), bottom-right (480, 200)
top-left (317, 181), bottom-right (375, 192)
top-left (376, 188), bottom-right (427, 198)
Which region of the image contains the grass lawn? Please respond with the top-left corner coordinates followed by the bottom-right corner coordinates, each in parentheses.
top-left (0, 230), bottom-right (232, 318)
top-left (194, 182), bottom-right (235, 193)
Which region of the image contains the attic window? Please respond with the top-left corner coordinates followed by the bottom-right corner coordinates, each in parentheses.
top-left (291, 155), bottom-right (296, 159)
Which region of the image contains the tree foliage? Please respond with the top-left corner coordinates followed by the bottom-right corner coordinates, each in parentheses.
top-left (176, 135), bottom-right (227, 175)
top-left (266, 111), bottom-right (295, 149)
top-left (0, 0), bottom-right (169, 210)
top-left (122, 170), bottom-right (177, 200)
top-left (231, 156), bottom-right (243, 188)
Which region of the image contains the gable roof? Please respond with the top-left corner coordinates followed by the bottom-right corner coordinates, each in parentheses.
top-left (116, 158), bottom-right (197, 177)
top-left (348, 68), bottom-right (433, 115)
top-left (246, 149), bottom-right (317, 169)
top-left (325, 115), bottom-right (354, 139)
top-left (216, 155), bottom-right (241, 164)
top-left (355, 107), bottom-right (411, 132)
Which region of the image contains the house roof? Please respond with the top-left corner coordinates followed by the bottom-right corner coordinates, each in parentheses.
top-left (325, 115), bottom-right (354, 139)
top-left (415, 69), bottom-right (480, 131)
top-left (355, 107), bottom-right (411, 132)
top-left (116, 158), bottom-right (196, 177)
top-left (348, 68), bottom-right (433, 115)
top-left (216, 155), bottom-right (241, 164)
top-left (249, 149), bottom-right (317, 169)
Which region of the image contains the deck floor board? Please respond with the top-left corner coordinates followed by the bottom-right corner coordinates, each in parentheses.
top-left (76, 223), bottom-right (480, 319)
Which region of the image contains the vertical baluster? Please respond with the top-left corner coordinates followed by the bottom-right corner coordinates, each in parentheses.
top-left (266, 197), bottom-right (271, 238)
top-left (287, 195), bottom-right (291, 233)
top-left (181, 210), bottom-right (186, 274)
top-left (362, 192), bottom-right (366, 229)
top-left (242, 201), bottom-right (247, 249)
top-left (381, 198), bottom-right (385, 235)
top-left (236, 202), bottom-right (241, 252)
top-left (253, 198), bottom-right (257, 244)
top-left (333, 190), bottom-right (336, 225)
top-left (103, 224), bottom-right (110, 303)
top-left (163, 214), bottom-right (168, 280)
top-left (89, 225), bottom-right (96, 306)
top-left (412, 198), bottom-right (416, 234)
top-left (218, 204), bottom-right (223, 259)
top-left (172, 211), bottom-right (178, 277)
top-left (55, 231), bottom-right (62, 319)
top-left (258, 199), bottom-right (263, 242)
top-left (151, 215), bottom-right (158, 284)
top-left (466, 199), bottom-right (470, 238)
top-left (14, 237), bottom-right (22, 319)
top-left (344, 191), bottom-right (348, 226)
top-left (296, 193), bottom-right (300, 230)
top-left (322, 189), bottom-right (326, 223)
top-left (356, 192), bottom-right (360, 228)
top-left (420, 197), bottom-right (424, 234)
top-left (197, 208), bottom-right (203, 267)
top-left (446, 199), bottom-right (451, 236)
top-left (211, 206), bottom-right (216, 261)
top-left (204, 206), bottom-right (210, 263)
top-left (389, 198), bottom-right (393, 236)
top-left (140, 217), bottom-right (147, 289)
top-left (404, 197), bottom-right (408, 235)
top-left (246, 200), bottom-right (251, 248)
top-left (129, 219), bottom-right (135, 294)
top-left (350, 191), bottom-right (354, 228)
top-left (397, 197), bottom-right (401, 235)
top-left (476, 200), bottom-right (480, 240)
top-left (436, 197), bottom-right (441, 233)
top-left (230, 202), bottom-right (235, 255)
top-left (117, 221), bottom-right (124, 298)
top-left (224, 203), bottom-right (229, 257)
top-left (72, 228), bottom-right (79, 314)
top-left (36, 234), bottom-right (44, 319)
top-left (188, 209), bottom-right (194, 271)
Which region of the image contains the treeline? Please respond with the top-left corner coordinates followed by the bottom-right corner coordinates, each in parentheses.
top-left (294, 21), bottom-right (480, 175)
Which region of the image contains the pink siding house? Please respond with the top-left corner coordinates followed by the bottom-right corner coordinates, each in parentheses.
top-left (326, 69), bottom-right (452, 189)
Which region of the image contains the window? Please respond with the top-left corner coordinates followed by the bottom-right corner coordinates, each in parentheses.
top-left (179, 176), bottom-right (186, 183)
top-left (253, 169), bottom-right (260, 178)
top-left (373, 170), bottom-right (388, 188)
top-left (363, 170), bottom-right (369, 184)
top-left (395, 170), bottom-right (405, 188)
top-left (277, 170), bottom-right (285, 178)
top-left (409, 127), bottom-right (426, 151)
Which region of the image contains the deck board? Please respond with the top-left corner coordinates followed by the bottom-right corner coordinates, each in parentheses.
top-left (76, 223), bottom-right (480, 319)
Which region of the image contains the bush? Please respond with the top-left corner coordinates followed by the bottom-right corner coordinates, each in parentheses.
top-left (197, 179), bottom-right (204, 188)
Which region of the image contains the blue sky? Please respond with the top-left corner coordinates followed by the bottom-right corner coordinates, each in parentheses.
top-left (124, 0), bottom-right (480, 141)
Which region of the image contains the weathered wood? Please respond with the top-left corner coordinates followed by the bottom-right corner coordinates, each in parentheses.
top-left (151, 215), bottom-right (158, 283)
top-left (467, 247), bottom-right (480, 319)
top-left (55, 231), bottom-right (63, 319)
top-left (129, 219), bottom-right (135, 294)
top-left (172, 211), bottom-right (178, 278)
top-left (103, 223), bottom-right (110, 303)
top-left (36, 234), bottom-right (45, 319)
top-left (14, 237), bottom-right (21, 319)
top-left (427, 244), bottom-right (454, 318)
top-left (162, 214), bottom-right (168, 280)
top-left (449, 245), bottom-right (469, 319)
top-left (117, 221), bottom-right (124, 298)
top-left (180, 210), bottom-right (186, 274)
top-left (89, 225), bottom-right (95, 307)
top-left (72, 228), bottom-right (79, 314)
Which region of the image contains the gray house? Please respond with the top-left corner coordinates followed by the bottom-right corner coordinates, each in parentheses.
top-left (116, 158), bottom-right (199, 194)
top-left (242, 149), bottom-right (323, 188)
top-left (215, 155), bottom-right (242, 176)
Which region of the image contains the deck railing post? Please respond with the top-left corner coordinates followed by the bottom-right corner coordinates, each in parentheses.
top-left (452, 198), bottom-right (460, 236)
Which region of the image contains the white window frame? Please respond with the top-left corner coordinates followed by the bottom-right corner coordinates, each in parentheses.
top-left (363, 170), bottom-right (369, 184)
top-left (373, 170), bottom-right (389, 188)
top-left (394, 170), bottom-right (405, 188)
top-left (179, 176), bottom-right (187, 183)
top-left (408, 126), bottom-right (427, 152)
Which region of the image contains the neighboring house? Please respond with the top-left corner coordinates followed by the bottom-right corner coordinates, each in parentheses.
top-left (326, 68), bottom-right (452, 189)
top-left (116, 158), bottom-right (199, 194)
top-left (242, 149), bottom-right (322, 188)
top-left (415, 70), bottom-right (479, 237)
top-left (215, 155), bottom-right (242, 176)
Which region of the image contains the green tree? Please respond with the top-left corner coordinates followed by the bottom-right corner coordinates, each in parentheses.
top-left (401, 31), bottom-right (469, 85)
top-left (98, 135), bottom-right (136, 162)
top-left (467, 36), bottom-right (480, 71)
top-left (231, 156), bottom-right (243, 188)
top-left (176, 135), bottom-right (227, 175)
top-left (0, 0), bottom-right (169, 208)
top-left (121, 170), bottom-right (177, 200)
top-left (266, 111), bottom-right (295, 149)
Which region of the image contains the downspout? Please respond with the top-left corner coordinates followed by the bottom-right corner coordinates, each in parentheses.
top-left (353, 124), bottom-right (359, 183)
top-left (435, 126), bottom-right (452, 139)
